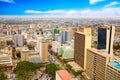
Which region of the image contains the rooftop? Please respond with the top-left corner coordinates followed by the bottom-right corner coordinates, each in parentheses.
top-left (68, 61), bottom-right (83, 71)
top-left (88, 48), bottom-right (112, 58)
top-left (56, 70), bottom-right (72, 80)
top-left (107, 61), bottom-right (120, 70)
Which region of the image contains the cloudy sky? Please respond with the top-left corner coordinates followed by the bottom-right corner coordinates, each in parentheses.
top-left (0, 0), bottom-right (120, 17)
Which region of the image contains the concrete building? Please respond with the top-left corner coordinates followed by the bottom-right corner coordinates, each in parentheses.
top-left (0, 54), bottom-right (12, 65)
top-left (39, 39), bottom-right (48, 62)
top-left (55, 34), bottom-right (62, 44)
top-left (62, 30), bottom-right (71, 43)
top-left (59, 44), bottom-right (74, 59)
top-left (74, 28), bottom-right (91, 70)
top-left (52, 27), bottom-right (60, 39)
top-left (0, 34), bottom-right (6, 49)
top-left (0, 38), bottom-right (6, 49)
top-left (56, 70), bottom-right (72, 80)
top-left (21, 50), bottom-right (29, 61)
top-left (97, 25), bottom-right (115, 55)
top-left (14, 34), bottom-right (24, 47)
top-left (52, 41), bottom-right (61, 53)
top-left (86, 48), bottom-right (113, 80)
top-left (106, 61), bottom-right (120, 80)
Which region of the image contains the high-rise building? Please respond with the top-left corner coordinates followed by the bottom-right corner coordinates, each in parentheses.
top-left (62, 30), bottom-right (71, 43)
top-left (52, 27), bottom-right (60, 39)
top-left (97, 25), bottom-right (115, 54)
top-left (55, 34), bottom-right (62, 44)
top-left (106, 61), bottom-right (120, 80)
top-left (86, 48), bottom-right (113, 80)
top-left (14, 34), bottom-right (24, 47)
top-left (52, 41), bottom-right (61, 53)
top-left (39, 39), bottom-right (48, 62)
top-left (74, 28), bottom-right (91, 70)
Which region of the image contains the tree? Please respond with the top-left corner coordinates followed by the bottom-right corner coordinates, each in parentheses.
top-left (45, 63), bottom-right (60, 77)
top-left (14, 61), bottom-right (44, 80)
top-left (66, 64), bottom-right (72, 70)
top-left (17, 71), bottom-right (34, 80)
top-left (0, 65), bottom-right (7, 80)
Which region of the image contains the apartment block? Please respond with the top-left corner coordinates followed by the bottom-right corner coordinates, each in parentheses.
top-left (86, 48), bottom-right (113, 80)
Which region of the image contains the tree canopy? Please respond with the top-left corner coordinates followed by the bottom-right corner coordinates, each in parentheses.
top-left (0, 65), bottom-right (7, 80)
top-left (14, 61), bottom-right (44, 80)
top-left (45, 63), bottom-right (60, 77)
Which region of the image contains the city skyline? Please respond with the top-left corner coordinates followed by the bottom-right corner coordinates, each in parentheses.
top-left (0, 0), bottom-right (120, 17)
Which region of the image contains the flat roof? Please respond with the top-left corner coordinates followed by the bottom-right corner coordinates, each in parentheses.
top-left (108, 61), bottom-right (120, 70)
top-left (57, 70), bottom-right (72, 80)
top-left (88, 48), bottom-right (112, 58)
top-left (68, 61), bottom-right (83, 71)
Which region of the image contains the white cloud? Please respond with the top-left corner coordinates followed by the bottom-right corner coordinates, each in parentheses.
top-left (0, 0), bottom-right (15, 4)
top-left (24, 8), bottom-right (120, 18)
top-left (25, 10), bottom-right (42, 14)
top-left (89, 0), bottom-right (105, 5)
top-left (105, 1), bottom-right (120, 7)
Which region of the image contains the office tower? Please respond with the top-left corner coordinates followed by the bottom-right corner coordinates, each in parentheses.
top-left (39, 39), bottom-right (48, 62)
top-left (14, 34), bottom-right (24, 47)
top-left (62, 30), bottom-right (71, 43)
top-left (66, 26), bottom-right (77, 39)
top-left (56, 70), bottom-right (72, 80)
top-left (86, 48), bottom-right (113, 80)
top-left (52, 41), bottom-right (61, 53)
top-left (74, 28), bottom-right (91, 70)
top-left (52, 27), bottom-right (60, 39)
top-left (106, 61), bottom-right (120, 80)
top-left (18, 27), bottom-right (21, 34)
top-left (55, 34), bottom-right (62, 44)
top-left (21, 50), bottom-right (29, 61)
top-left (97, 25), bottom-right (115, 54)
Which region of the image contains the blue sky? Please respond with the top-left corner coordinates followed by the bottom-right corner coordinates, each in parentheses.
top-left (0, 0), bottom-right (120, 17)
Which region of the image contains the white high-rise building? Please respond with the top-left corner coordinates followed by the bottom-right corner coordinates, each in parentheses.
top-left (14, 34), bottom-right (24, 47)
top-left (55, 34), bottom-right (62, 44)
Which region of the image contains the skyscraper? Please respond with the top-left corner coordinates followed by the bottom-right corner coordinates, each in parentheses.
top-left (13, 34), bottom-right (24, 47)
top-left (39, 39), bottom-right (48, 62)
top-left (74, 28), bottom-right (91, 70)
top-left (52, 27), bottom-right (60, 39)
top-left (55, 34), bottom-right (62, 44)
top-left (61, 30), bottom-right (71, 43)
top-left (86, 48), bottom-right (113, 80)
top-left (97, 25), bottom-right (115, 54)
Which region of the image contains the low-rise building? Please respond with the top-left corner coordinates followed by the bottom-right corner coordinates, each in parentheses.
top-left (56, 70), bottom-right (72, 80)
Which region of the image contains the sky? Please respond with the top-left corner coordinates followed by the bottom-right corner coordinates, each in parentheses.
top-left (0, 0), bottom-right (120, 17)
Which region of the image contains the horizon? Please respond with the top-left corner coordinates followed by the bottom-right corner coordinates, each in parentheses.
top-left (0, 0), bottom-right (120, 18)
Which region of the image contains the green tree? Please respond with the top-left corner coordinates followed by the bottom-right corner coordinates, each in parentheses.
top-left (0, 65), bottom-right (7, 80)
top-left (45, 63), bottom-right (60, 77)
top-left (14, 61), bottom-right (44, 80)
top-left (17, 71), bottom-right (33, 80)
top-left (66, 64), bottom-right (72, 70)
